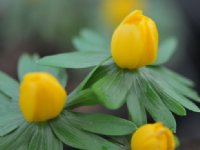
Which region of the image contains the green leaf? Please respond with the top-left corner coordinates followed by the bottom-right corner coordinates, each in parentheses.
top-left (17, 54), bottom-right (39, 81)
top-left (72, 29), bottom-right (109, 52)
top-left (110, 136), bottom-right (131, 150)
top-left (0, 122), bottom-right (34, 150)
top-left (38, 51), bottom-right (111, 69)
top-left (0, 93), bottom-right (23, 136)
top-left (159, 92), bottom-right (187, 116)
top-left (151, 74), bottom-right (200, 112)
top-left (158, 68), bottom-right (200, 102)
top-left (28, 123), bottom-right (62, 150)
top-left (154, 37), bottom-right (178, 65)
top-left (67, 89), bottom-right (99, 108)
top-left (0, 71), bottom-right (19, 99)
top-left (174, 135), bottom-right (180, 148)
top-left (92, 67), bottom-right (131, 109)
top-left (67, 57), bottom-right (112, 105)
top-left (127, 87), bottom-right (147, 127)
top-left (136, 74), bottom-right (176, 131)
top-left (63, 111), bottom-right (137, 136)
top-left (18, 54), bottom-right (68, 87)
top-left (160, 67), bottom-right (194, 86)
top-left (50, 115), bottom-right (121, 150)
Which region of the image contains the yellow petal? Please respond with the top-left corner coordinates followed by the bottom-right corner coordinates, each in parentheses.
top-left (111, 10), bottom-right (159, 69)
top-left (19, 72), bottom-right (67, 122)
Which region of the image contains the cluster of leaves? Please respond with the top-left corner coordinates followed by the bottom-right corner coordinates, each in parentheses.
top-left (39, 29), bottom-right (200, 132)
top-left (0, 54), bottom-right (136, 150)
top-left (0, 29), bottom-right (199, 150)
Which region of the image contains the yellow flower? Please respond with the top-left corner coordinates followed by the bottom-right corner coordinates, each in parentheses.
top-left (19, 72), bottom-right (67, 122)
top-left (102, 0), bottom-right (144, 26)
top-left (131, 123), bottom-right (175, 150)
top-left (111, 10), bottom-right (159, 69)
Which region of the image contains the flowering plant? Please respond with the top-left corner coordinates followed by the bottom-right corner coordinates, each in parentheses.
top-left (0, 10), bottom-right (199, 150)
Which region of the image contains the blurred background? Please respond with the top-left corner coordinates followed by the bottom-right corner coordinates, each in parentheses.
top-left (0, 0), bottom-right (199, 149)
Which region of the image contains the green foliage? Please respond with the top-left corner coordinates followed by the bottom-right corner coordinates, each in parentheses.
top-left (0, 53), bottom-right (137, 149)
top-left (0, 122), bottom-right (34, 150)
top-left (38, 51), bottom-right (112, 69)
top-left (73, 29), bottom-right (109, 52)
top-left (76, 64), bottom-right (200, 131)
top-left (0, 71), bottom-right (19, 99)
top-left (0, 30), bottom-right (198, 149)
top-left (18, 54), bottom-right (68, 87)
top-left (0, 93), bottom-right (23, 136)
top-left (50, 114), bottom-right (121, 150)
top-left (28, 124), bottom-right (63, 150)
top-left (64, 111), bottom-right (137, 136)
top-left (154, 37), bottom-right (178, 65)
top-left (127, 87), bottom-right (147, 127)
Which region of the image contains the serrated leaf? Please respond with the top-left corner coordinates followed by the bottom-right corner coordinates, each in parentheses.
top-left (92, 67), bottom-right (131, 109)
top-left (18, 54), bottom-right (68, 87)
top-left (154, 37), bottom-right (178, 65)
top-left (72, 29), bottom-right (109, 52)
top-left (0, 93), bottom-right (23, 136)
top-left (127, 87), bottom-right (147, 127)
top-left (0, 122), bottom-right (34, 150)
top-left (136, 74), bottom-right (176, 131)
top-left (64, 111), bottom-right (137, 136)
top-left (38, 51), bottom-right (111, 69)
top-left (28, 123), bottom-right (62, 150)
top-left (0, 71), bottom-right (19, 99)
top-left (50, 115), bottom-right (121, 150)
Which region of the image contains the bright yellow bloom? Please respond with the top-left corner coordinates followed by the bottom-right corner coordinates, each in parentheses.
top-left (19, 72), bottom-right (67, 122)
top-left (111, 10), bottom-right (159, 69)
top-left (102, 0), bottom-right (144, 26)
top-left (131, 123), bottom-right (175, 150)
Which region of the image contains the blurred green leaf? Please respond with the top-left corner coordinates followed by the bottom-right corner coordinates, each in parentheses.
top-left (17, 54), bottom-right (39, 80)
top-left (160, 67), bottom-right (194, 86)
top-left (110, 136), bottom-right (131, 150)
top-left (0, 93), bottom-right (23, 136)
top-left (137, 75), bottom-right (176, 131)
top-left (157, 80), bottom-right (200, 112)
top-left (51, 115), bottom-right (121, 150)
top-left (154, 37), bottom-right (178, 65)
top-left (67, 57), bottom-right (112, 104)
top-left (127, 86), bottom-right (147, 127)
top-left (0, 122), bottom-right (34, 150)
top-left (29, 123), bottom-right (62, 150)
top-left (38, 52), bottom-right (111, 69)
top-left (18, 54), bottom-right (68, 87)
top-left (92, 66), bottom-right (131, 109)
top-left (64, 111), bottom-right (137, 136)
top-left (0, 71), bottom-right (19, 99)
top-left (73, 29), bottom-right (109, 52)
top-left (159, 92), bottom-right (187, 116)
top-left (67, 89), bottom-right (98, 108)
top-left (158, 68), bottom-right (200, 102)
top-left (174, 135), bottom-right (181, 148)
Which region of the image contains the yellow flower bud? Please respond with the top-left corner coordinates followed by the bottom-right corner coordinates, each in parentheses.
top-left (111, 10), bottom-right (159, 69)
top-left (131, 123), bottom-right (175, 150)
top-left (102, 0), bottom-right (144, 26)
top-left (19, 72), bottom-right (67, 122)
